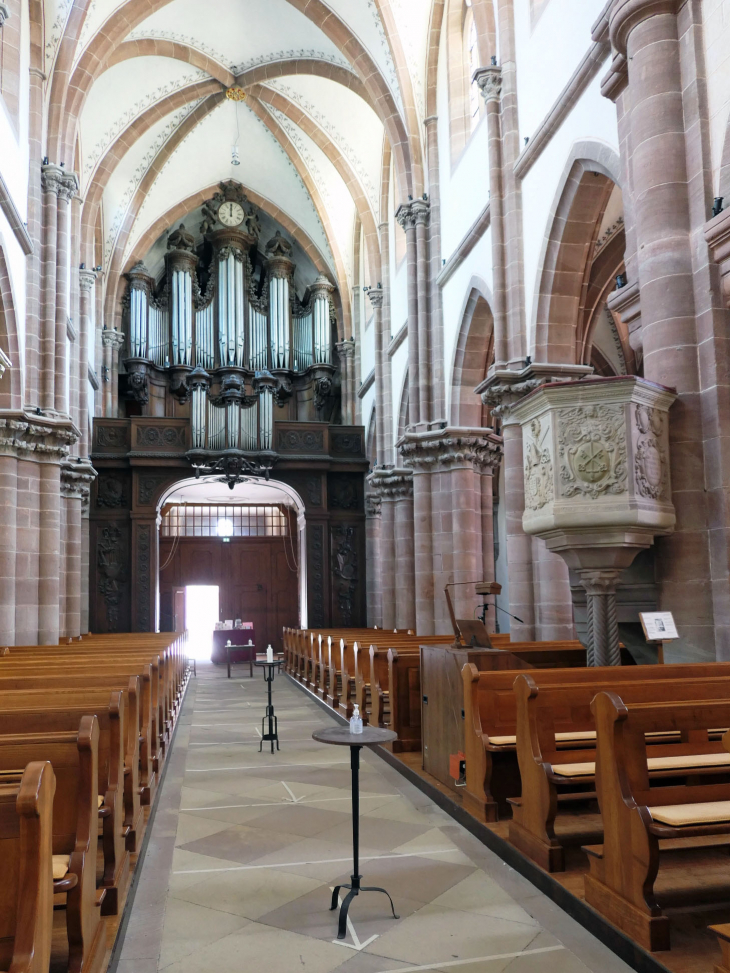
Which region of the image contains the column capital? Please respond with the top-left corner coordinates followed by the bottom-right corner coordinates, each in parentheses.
top-left (41, 163), bottom-right (65, 196)
top-left (367, 466), bottom-right (413, 501)
top-left (397, 426), bottom-right (503, 473)
top-left (101, 328), bottom-right (125, 350)
top-left (474, 65), bottom-right (502, 104)
top-left (609, 0), bottom-right (678, 57)
top-left (366, 285), bottom-right (384, 309)
top-left (335, 339), bottom-right (355, 359)
top-left (79, 269), bottom-right (97, 292)
top-left (705, 207), bottom-right (730, 310)
top-left (58, 170), bottom-right (79, 202)
top-left (60, 459), bottom-right (97, 501)
top-left (365, 492), bottom-right (382, 518)
top-left (395, 198), bottom-right (429, 231)
top-left (476, 363), bottom-right (594, 422)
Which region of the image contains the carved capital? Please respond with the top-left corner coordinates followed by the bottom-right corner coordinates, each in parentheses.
top-left (398, 427), bottom-right (502, 473)
top-left (480, 379), bottom-right (541, 420)
top-left (102, 329), bottom-right (125, 350)
top-left (41, 163), bottom-right (64, 196)
top-left (58, 171), bottom-right (79, 202)
top-left (366, 286), bottom-right (384, 309)
top-left (60, 459), bottom-right (97, 501)
top-left (474, 66), bottom-right (502, 104)
top-left (705, 207), bottom-right (730, 310)
top-left (579, 568), bottom-right (622, 596)
top-left (365, 492), bottom-right (382, 518)
top-left (368, 466), bottom-right (413, 501)
top-left (310, 273), bottom-right (334, 299)
top-left (79, 269), bottom-right (97, 292)
top-left (336, 339), bottom-right (355, 360)
top-left (609, 0), bottom-right (679, 57)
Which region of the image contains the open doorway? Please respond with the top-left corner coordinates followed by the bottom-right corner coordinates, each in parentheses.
top-left (185, 585), bottom-right (220, 661)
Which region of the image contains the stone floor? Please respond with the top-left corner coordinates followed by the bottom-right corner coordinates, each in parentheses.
top-left (111, 662), bottom-right (635, 973)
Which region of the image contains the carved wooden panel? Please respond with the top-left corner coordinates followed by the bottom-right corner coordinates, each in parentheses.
top-left (133, 421), bottom-right (188, 451)
top-left (134, 522), bottom-right (154, 632)
top-left (276, 424), bottom-right (326, 453)
top-left (330, 429), bottom-right (364, 456)
top-left (307, 523), bottom-right (327, 628)
top-left (93, 421), bottom-right (130, 453)
top-left (327, 473), bottom-right (361, 511)
top-left (91, 521), bottom-right (131, 633)
top-left (95, 472), bottom-right (130, 509)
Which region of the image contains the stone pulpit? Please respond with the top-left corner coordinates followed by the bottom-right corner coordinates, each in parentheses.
top-left (511, 376), bottom-right (676, 665)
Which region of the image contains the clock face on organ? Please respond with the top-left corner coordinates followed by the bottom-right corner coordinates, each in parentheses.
top-left (218, 201), bottom-right (244, 227)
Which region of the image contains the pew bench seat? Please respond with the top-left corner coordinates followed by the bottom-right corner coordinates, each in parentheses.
top-left (551, 752), bottom-right (730, 778)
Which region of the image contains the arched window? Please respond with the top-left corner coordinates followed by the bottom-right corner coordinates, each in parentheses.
top-left (446, 0), bottom-right (486, 163)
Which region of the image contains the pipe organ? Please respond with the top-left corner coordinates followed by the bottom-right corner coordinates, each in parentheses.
top-left (121, 183), bottom-right (339, 476)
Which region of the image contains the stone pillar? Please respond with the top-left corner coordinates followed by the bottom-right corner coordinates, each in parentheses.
top-left (60, 461), bottom-right (95, 639)
top-left (336, 339), bottom-right (355, 425)
top-left (40, 164), bottom-right (63, 411)
top-left (38, 459), bottom-right (61, 645)
top-left (54, 171), bottom-right (78, 414)
top-left (608, 0), bottom-right (709, 656)
top-left (401, 428), bottom-right (502, 635)
top-left (378, 223), bottom-right (395, 465)
top-left (367, 287), bottom-right (386, 465)
top-left (78, 271), bottom-right (96, 457)
top-left (424, 116), bottom-right (445, 423)
top-left (102, 329), bottom-right (124, 418)
top-left (480, 470), bottom-right (497, 633)
top-left (81, 490), bottom-right (90, 635)
top-left (580, 570), bottom-right (622, 667)
top-left (15, 457), bottom-right (40, 645)
top-left (395, 204), bottom-right (420, 426)
top-left (25, 64), bottom-right (45, 407)
top-left (365, 491), bottom-right (382, 627)
top-left (475, 66), bottom-right (508, 364)
top-left (393, 482), bottom-right (416, 631)
top-left (0, 453), bottom-right (18, 645)
top-left (413, 199), bottom-right (431, 426)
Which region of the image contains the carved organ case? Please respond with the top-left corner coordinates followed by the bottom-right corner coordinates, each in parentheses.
top-left (121, 182), bottom-right (340, 462)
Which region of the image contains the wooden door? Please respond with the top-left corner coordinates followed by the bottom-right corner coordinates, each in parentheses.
top-left (173, 588), bottom-right (185, 632)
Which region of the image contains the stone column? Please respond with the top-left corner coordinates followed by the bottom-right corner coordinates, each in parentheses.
top-left (336, 339), bottom-right (355, 425)
top-left (395, 204), bottom-right (420, 426)
top-left (401, 428), bottom-right (502, 634)
top-left (580, 570), bottom-right (622, 667)
top-left (373, 469), bottom-right (415, 631)
top-left (475, 66), bottom-right (508, 364)
top-left (15, 456), bottom-right (40, 645)
top-left (38, 458), bottom-right (61, 645)
top-left (378, 223), bottom-right (395, 465)
top-left (80, 488), bottom-right (90, 635)
top-left (413, 199), bottom-right (431, 426)
top-left (367, 287), bottom-right (386, 465)
top-left (55, 171), bottom-right (78, 415)
top-left (24, 64), bottom-right (45, 407)
top-left (61, 461), bottom-right (95, 639)
top-left (480, 469), bottom-right (497, 633)
top-left (481, 382), bottom-right (538, 639)
top-left (102, 329), bottom-right (124, 418)
top-left (424, 116), bottom-right (445, 423)
top-left (608, 0), bottom-right (709, 656)
top-left (365, 491), bottom-right (382, 627)
top-left (0, 452), bottom-right (18, 645)
top-left (40, 164), bottom-right (63, 411)
top-left (78, 271), bottom-right (96, 457)
top-left (393, 482), bottom-right (416, 631)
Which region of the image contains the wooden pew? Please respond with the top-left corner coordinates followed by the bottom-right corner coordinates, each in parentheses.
top-left (510, 672), bottom-right (730, 872)
top-left (585, 693), bottom-right (730, 952)
top-left (462, 661), bottom-right (730, 826)
top-left (0, 671), bottom-right (155, 806)
top-left (0, 696), bottom-right (129, 915)
top-left (0, 761), bottom-right (55, 973)
top-left (0, 716), bottom-right (106, 973)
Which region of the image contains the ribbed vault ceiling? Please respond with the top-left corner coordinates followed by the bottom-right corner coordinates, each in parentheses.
top-left (43, 0), bottom-right (433, 329)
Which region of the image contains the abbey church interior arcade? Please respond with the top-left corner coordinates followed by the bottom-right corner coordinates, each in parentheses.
top-left (3, 0), bottom-right (730, 972)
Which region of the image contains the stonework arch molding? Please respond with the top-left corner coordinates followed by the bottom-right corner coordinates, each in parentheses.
top-left (0, 243), bottom-right (23, 410)
top-left (532, 140), bottom-right (622, 364)
top-left (155, 475), bottom-right (308, 632)
top-left (450, 276), bottom-right (494, 427)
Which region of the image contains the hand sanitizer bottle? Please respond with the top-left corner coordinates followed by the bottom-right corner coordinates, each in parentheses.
top-left (266, 644), bottom-right (273, 663)
top-left (350, 704), bottom-right (363, 734)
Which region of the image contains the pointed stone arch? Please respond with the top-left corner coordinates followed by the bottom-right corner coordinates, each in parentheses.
top-left (531, 140), bottom-right (622, 363)
top-left (0, 244), bottom-right (23, 410)
top-left (450, 276), bottom-right (494, 427)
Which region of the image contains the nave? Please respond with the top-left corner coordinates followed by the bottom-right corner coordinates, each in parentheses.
top-left (114, 662), bottom-right (630, 973)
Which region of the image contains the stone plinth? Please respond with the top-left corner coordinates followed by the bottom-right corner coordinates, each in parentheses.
top-left (512, 376), bottom-right (676, 664)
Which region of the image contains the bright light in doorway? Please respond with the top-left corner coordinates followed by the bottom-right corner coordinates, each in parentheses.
top-left (216, 517), bottom-right (233, 537)
top-left (185, 585), bottom-right (220, 660)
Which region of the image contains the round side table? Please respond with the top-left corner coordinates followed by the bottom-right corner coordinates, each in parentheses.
top-left (312, 725), bottom-right (398, 939)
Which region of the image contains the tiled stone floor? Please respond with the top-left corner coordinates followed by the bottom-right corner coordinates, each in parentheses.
top-left (112, 662), bottom-right (634, 973)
